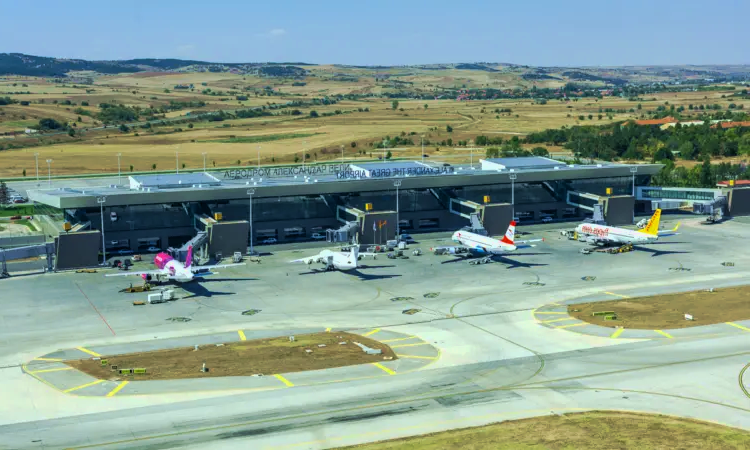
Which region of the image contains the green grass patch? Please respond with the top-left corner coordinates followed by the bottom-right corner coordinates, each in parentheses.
top-left (12, 219), bottom-right (37, 231)
top-left (0, 205), bottom-right (35, 217)
top-left (199, 132), bottom-right (321, 144)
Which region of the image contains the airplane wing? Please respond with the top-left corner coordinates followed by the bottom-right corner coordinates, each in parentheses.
top-left (290, 256), bottom-right (319, 264)
top-left (190, 263), bottom-right (245, 272)
top-left (516, 237), bottom-right (544, 246)
top-left (105, 270), bottom-right (162, 278)
top-left (658, 222), bottom-right (680, 237)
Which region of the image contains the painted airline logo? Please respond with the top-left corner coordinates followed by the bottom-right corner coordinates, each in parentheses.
top-left (580, 225), bottom-right (609, 237)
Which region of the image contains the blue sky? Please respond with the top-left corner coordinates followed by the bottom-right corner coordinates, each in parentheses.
top-left (2, 0), bottom-right (747, 66)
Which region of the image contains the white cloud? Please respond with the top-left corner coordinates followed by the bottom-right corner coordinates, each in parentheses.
top-left (256, 29), bottom-right (287, 39)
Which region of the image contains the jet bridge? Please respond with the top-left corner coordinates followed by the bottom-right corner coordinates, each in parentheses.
top-left (168, 231), bottom-right (209, 264)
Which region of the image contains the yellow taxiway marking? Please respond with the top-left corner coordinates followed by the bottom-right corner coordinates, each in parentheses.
top-left (557, 322), bottom-right (588, 329)
top-left (380, 335), bottom-right (417, 343)
top-left (541, 317), bottom-right (576, 324)
top-left (604, 291), bottom-right (630, 299)
top-left (727, 322), bottom-right (750, 332)
top-left (63, 379), bottom-right (105, 393)
top-left (362, 328), bottom-right (381, 337)
top-left (77, 347), bottom-right (101, 357)
top-left (534, 311), bottom-right (567, 315)
top-left (610, 328), bottom-right (626, 339)
top-left (106, 381), bottom-right (129, 397)
top-left (325, 327), bottom-right (332, 332)
top-left (395, 354), bottom-right (437, 360)
top-left (30, 367), bottom-right (73, 374)
top-left (274, 374), bottom-right (294, 387)
top-left (372, 362), bottom-right (396, 375)
top-left (34, 357), bottom-right (63, 362)
top-left (655, 330), bottom-right (673, 339)
top-left (390, 342), bottom-right (429, 349)
top-left (238, 330), bottom-right (247, 341)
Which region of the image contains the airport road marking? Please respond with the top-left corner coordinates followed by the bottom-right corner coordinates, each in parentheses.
top-left (238, 330), bottom-right (247, 341)
top-left (604, 291), bottom-right (630, 299)
top-left (610, 328), bottom-right (625, 339)
top-left (34, 357), bottom-right (63, 362)
top-left (395, 354), bottom-right (437, 360)
top-left (30, 367), bottom-right (73, 374)
top-left (63, 379), bottom-right (105, 393)
top-left (274, 374), bottom-right (294, 387)
top-left (655, 330), bottom-right (674, 339)
top-left (541, 317), bottom-right (576, 324)
top-left (362, 328), bottom-right (381, 337)
top-left (727, 322), bottom-right (750, 332)
top-left (372, 362), bottom-right (396, 375)
top-left (380, 335), bottom-right (418, 343)
top-left (106, 381), bottom-right (129, 397)
top-left (534, 311), bottom-right (567, 315)
top-left (556, 322), bottom-right (588, 329)
top-left (325, 327), bottom-right (331, 332)
top-left (390, 342), bottom-right (430, 349)
top-left (76, 347), bottom-right (102, 357)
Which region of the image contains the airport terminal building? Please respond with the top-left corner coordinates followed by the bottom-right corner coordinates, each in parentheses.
top-left (25, 157), bottom-right (666, 260)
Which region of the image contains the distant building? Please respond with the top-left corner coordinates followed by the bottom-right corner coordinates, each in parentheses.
top-left (630, 116), bottom-right (678, 126)
top-left (711, 121), bottom-right (750, 129)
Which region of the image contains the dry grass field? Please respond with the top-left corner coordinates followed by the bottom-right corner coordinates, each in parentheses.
top-left (0, 68), bottom-right (747, 178)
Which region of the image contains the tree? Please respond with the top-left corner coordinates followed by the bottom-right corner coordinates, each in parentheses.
top-left (385, 150), bottom-right (392, 159)
top-left (531, 147), bottom-right (549, 157)
top-left (0, 181), bottom-right (9, 205)
top-left (588, 114), bottom-right (593, 120)
top-left (578, 115), bottom-right (585, 121)
top-left (119, 124), bottom-right (129, 133)
top-left (22, 169), bottom-right (26, 177)
top-left (446, 125), bottom-right (453, 133)
top-left (67, 128), bottom-right (75, 137)
top-left (38, 118), bottom-right (63, 130)
top-left (350, 141), bottom-right (357, 148)
top-left (391, 100), bottom-right (399, 110)
top-left (151, 164), bottom-right (156, 171)
top-left (423, 104), bottom-right (428, 110)
top-left (188, 123), bottom-right (194, 129)
top-left (309, 110), bottom-right (319, 118)
top-left (486, 147), bottom-right (500, 158)
top-left (129, 165), bottom-right (134, 172)
top-left (700, 158), bottom-right (713, 187)
top-left (637, 103), bottom-right (642, 110)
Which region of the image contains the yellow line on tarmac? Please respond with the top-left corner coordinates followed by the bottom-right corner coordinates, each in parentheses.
top-left (655, 330), bottom-right (673, 339)
top-left (557, 322), bottom-right (587, 329)
top-left (391, 342), bottom-right (429, 349)
top-left (534, 311), bottom-right (567, 315)
top-left (106, 381), bottom-right (129, 397)
top-left (541, 317), bottom-right (576, 324)
top-left (727, 322), bottom-right (750, 332)
top-left (76, 347), bottom-right (101, 357)
top-left (604, 291), bottom-right (630, 299)
top-left (610, 328), bottom-right (625, 339)
top-left (63, 379), bottom-right (105, 393)
top-left (395, 354), bottom-right (437, 360)
top-left (274, 374), bottom-right (294, 387)
top-left (380, 335), bottom-right (417, 343)
top-left (372, 362), bottom-right (396, 375)
top-left (34, 357), bottom-right (63, 362)
top-left (30, 367), bottom-right (73, 374)
top-left (238, 330), bottom-right (247, 341)
top-left (362, 328), bottom-right (381, 337)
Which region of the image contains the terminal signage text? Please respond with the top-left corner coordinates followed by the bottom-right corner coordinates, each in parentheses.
top-left (222, 164), bottom-right (454, 180)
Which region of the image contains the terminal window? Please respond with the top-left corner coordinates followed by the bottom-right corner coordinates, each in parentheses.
top-left (284, 227), bottom-right (305, 238)
top-left (417, 218), bottom-right (439, 229)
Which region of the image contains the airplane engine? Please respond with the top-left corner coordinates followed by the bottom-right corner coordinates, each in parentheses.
top-left (585, 236), bottom-right (599, 245)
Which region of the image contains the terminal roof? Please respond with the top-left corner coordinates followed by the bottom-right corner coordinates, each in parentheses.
top-left (481, 157), bottom-right (568, 171)
top-left (129, 172), bottom-right (221, 190)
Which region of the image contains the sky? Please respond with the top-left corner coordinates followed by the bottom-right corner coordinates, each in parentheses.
top-left (1, 0), bottom-right (748, 67)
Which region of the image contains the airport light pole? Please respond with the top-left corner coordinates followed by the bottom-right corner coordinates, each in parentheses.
top-left (247, 188), bottom-right (255, 255)
top-left (509, 172), bottom-right (517, 219)
top-left (394, 180), bottom-right (401, 240)
top-left (34, 152), bottom-right (40, 185)
top-left (341, 144), bottom-right (344, 163)
top-left (46, 159), bottom-right (53, 188)
top-left (175, 149), bottom-right (179, 174)
top-left (116, 152), bottom-right (122, 185)
top-left (421, 136), bottom-right (424, 163)
top-left (97, 196), bottom-right (107, 265)
top-left (383, 139), bottom-right (388, 162)
top-left (202, 152), bottom-right (207, 173)
top-left (630, 166), bottom-right (638, 197)
top-left (257, 145), bottom-right (261, 170)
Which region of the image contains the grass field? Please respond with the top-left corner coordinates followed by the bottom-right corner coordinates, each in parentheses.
top-left (0, 70), bottom-right (748, 178)
top-left (0, 205), bottom-right (34, 217)
top-left (337, 411), bottom-right (750, 450)
top-left (67, 332), bottom-right (396, 380)
top-left (568, 285), bottom-right (750, 329)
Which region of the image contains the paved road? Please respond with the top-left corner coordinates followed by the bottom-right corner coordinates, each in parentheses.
top-left (0, 215), bottom-right (748, 449)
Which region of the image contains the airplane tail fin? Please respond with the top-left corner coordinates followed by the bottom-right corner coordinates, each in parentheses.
top-left (500, 221), bottom-right (516, 245)
top-left (185, 245), bottom-right (193, 268)
top-left (642, 209), bottom-right (661, 235)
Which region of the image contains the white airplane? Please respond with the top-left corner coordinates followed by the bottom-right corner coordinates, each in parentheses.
top-left (105, 245), bottom-right (245, 283)
top-left (290, 245), bottom-right (376, 272)
top-left (434, 221), bottom-right (544, 264)
top-left (574, 209), bottom-right (680, 246)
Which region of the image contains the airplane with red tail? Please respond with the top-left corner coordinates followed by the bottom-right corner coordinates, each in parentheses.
top-left (105, 245), bottom-right (245, 283)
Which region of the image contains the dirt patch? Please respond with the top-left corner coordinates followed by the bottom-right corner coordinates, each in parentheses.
top-left (66, 332), bottom-right (396, 380)
top-left (569, 285), bottom-right (750, 329)
top-left (337, 411), bottom-right (750, 450)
